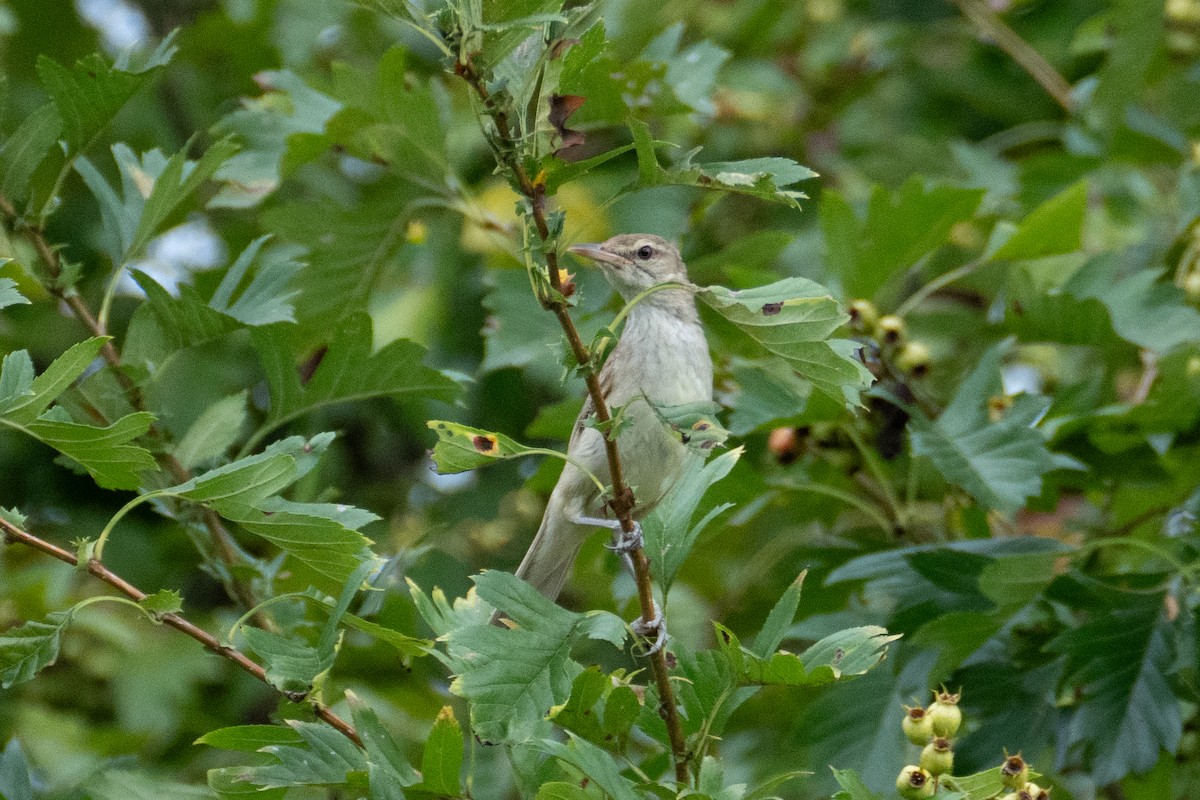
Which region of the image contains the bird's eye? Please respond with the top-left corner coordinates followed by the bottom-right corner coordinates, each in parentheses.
top-left (636, 245), bottom-right (654, 260)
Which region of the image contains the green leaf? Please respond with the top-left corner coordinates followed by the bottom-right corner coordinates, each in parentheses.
top-left (642, 447), bottom-right (741, 590)
top-left (196, 725), bottom-right (304, 752)
top-left (22, 411), bottom-right (156, 490)
top-left (251, 313), bottom-right (460, 450)
top-left (942, 766), bottom-right (1040, 800)
top-left (751, 572), bottom-right (806, 659)
top-left (129, 136), bottom-right (239, 257)
top-left (907, 341), bottom-right (1072, 513)
top-left (717, 624), bottom-right (899, 687)
top-left (238, 627), bottom-right (334, 694)
top-left (648, 400), bottom-right (729, 453)
top-left (698, 279), bottom-right (873, 405)
top-left (1048, 588), bottom-right (1182, 785)
top-left (989, 181), bottom-right (1088, 261)
top-left (339, 613), bottom-right (432, 659)
top-left (210, 70), bottom-right (340, 208)
top-left (347, 692), bottom-right (421, 790)
top-left (831, 768), bottom-right (882, 800)
top-left (528, 735), bottom-right (643, 800)
top-left (0, 103), bottom-right (62, 201)
top-left (129, 270), bottom-right (241, 351)
top-left (138, 589), bottom-right (183, 616)
top-left (84, 770), bottom-right (214, 800)
top-left (207, 236), bottom-right (302, 326)
top-left (235, 720), bottom-right (366, 790)
top-left (425, 420), bottom-right (539, 475)
top-left (0, 337), bottom-right (107, 423)
top-left (821, 178), bottom-right (984, 301)
top-left (417, 706), bottom-right (464, 796)
top-left (0, 276), bottom-right (29, 309)
top-left (547, 668), bottom-right (640, 752)
top-left (647, 147), bottom-right (817, 208)
top-left (435, 571), bottom-right (625, 744)
top-left (173, 391), bottom-right (249, 469)
top-left (0, 739), bottom-right (35, 800)
top-left (0, 610), bottom-right (73, 689)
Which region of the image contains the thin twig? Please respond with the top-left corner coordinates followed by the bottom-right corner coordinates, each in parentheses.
top-left (455, 60), bottom-right (691, 785)
top-left (952, 0), bottom-right (1074, 113)
top-left (0, 193), bottom-right (268, 625)
top-left (0, 516), bottom-right (361, 747)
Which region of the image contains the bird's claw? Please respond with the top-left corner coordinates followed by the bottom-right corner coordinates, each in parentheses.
top-left (605, 521), bottom-right (644, 554)
top-left (630, 601), bottom-right (668, 656)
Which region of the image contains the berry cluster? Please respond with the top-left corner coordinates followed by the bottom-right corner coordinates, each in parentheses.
top-left (893, 689), bottom-right (1052, 799)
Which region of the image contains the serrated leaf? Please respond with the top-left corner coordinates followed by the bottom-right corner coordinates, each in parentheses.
top-left (0, 506), bottom-right (27, 528)
top-left (0, 610), bottom-right (73, 688)
top-left (208, 236), bottom-right (302, 326)
top-left (717, 624), bottom-right (898, 687)
top-left (173, 391), bottom-right (248, 469)
top-left (822, 178), bottom-right (984, 301)
top-left (0, 276), bottom-right (29, 309)
top-left (21, 411), bottom-right (156, 490)
top-left (1048, 588), bottom-right (1181, 785)
top-left (699, 279), bottom-right (872, 405)
top-left (251, 314), bottom-right (460, 450)
top-left (85, 770), bottom-right (213, 800)
top-left (942, 766), bottom-right (1040, 800)
top-left (831, 768), bottom-right (882, 800)
top-left (347, 694), bottom-right (421, 791)
top-left (236, 720), bottom-right (366, 790)
top-left (907, 341), bottom-right (1070, 513)
top-left (138, 589), bottom-right (183, 616)
top-left (432, 572), bottom-right (625, 745)
top-left (752, 573), bottom-right (806, 659)
top-left (417, 706), bottom-right (463, 795)
top-left (238, 627), bottom-right (334, 694)
top-left (989, 181), bottom-right (1088, 261)
top-left (339, 613), bottom-right (432, 659)
top-left (196, 725), bottom-right (305, 752)
top-left (0, 338), bottom-right (107, 423)
top-left (528, 736), bottom-right (642, 800)
top-left (129, 136), bottom-right (239, 258)
top-left (642, 447), bottom-right (741, 591)
top-left (0, 103), bottom-right (61, 202)
top-left (425, 420), bottom-right (539, 475)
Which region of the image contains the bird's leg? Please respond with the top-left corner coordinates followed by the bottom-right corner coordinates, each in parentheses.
top-left (569, 513), bottom-right (667, 655)
top-left (569, 514), bottom-right (644, 553)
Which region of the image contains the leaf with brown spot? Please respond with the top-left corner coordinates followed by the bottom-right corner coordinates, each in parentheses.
top-left (425, 420), bottom-right (538, 474)
top-left (549, 94), bottom-right (587, 156)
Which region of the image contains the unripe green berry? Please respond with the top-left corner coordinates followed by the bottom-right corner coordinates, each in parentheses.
top-left (877, 315), bottom-right (906, 346)
top-left (928, 688), bottom-right (962, 737)
top-left (847, 299), bottom-right (879, 333)
top-left (1000, 753), bottom-right (1030, 789)
top-left (901, 705), bottom-right (934, 745)
top-left (896, 765), bottom-right (935, 799)
top-left (920, 737), bottom-right (954, 776)
top-left (1024, 783), bottom-right (1050, 800)
top-left (1185, 271), bottom-right (1200, 304)
top-left (895, 341), bottom-right (932, 378)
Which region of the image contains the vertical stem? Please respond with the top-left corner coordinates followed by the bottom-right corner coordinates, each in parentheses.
top-left (455, 61), bottom-right (691, 784)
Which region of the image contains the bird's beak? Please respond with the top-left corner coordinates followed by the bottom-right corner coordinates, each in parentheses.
top-left (567, 243), bottom-right (628, 269)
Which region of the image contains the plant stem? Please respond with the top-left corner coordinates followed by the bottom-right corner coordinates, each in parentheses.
top-left (0, 192), bottom-right (268, 625)
top-left (0, 515), bottom-right (361, 747)
top-left (455, 60), bottom-right (691, 785)
top-left (951, 0), bottom-right (1074, 113)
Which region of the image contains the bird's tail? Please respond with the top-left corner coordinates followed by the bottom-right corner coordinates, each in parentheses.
top-left (513, 505), bottom-right (585, 601)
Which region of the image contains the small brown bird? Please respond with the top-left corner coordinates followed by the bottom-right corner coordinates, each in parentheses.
top-left (512, 234), bottom-right (713, 623)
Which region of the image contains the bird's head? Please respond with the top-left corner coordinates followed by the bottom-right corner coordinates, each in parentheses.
top-left (567, 234), bottom-right (691, 300)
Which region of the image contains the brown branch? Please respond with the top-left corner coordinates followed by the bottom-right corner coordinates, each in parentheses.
top-left (0, 192), bottom-right (269, 626)
top-left (455, 60), bottom-right (691, 785)
top-left (0, 515), bottom-right (361, 747)
top-left (952, 0), bottom-right (1074, 113)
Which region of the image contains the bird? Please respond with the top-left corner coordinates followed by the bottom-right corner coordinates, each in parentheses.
top-left (508, 234), bottom-right (713, 636)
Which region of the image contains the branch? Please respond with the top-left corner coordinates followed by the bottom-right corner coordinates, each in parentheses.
top-left (0, 193), bottom-right (268, 625)
top-left (0, 515), bottom-right (361, 747)
top-left (454, 60), bottom-right (691, 785)
top-left (952, 0), bottom-right (1074, 113)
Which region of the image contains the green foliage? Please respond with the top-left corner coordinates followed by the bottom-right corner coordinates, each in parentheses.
top-left (2, 1), bottom-right (1200, 798)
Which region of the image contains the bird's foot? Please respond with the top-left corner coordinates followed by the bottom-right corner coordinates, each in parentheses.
top-left (605, 521), bottom-right (644, 554)
top-left (630, 601), bottom-right (668, 656)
